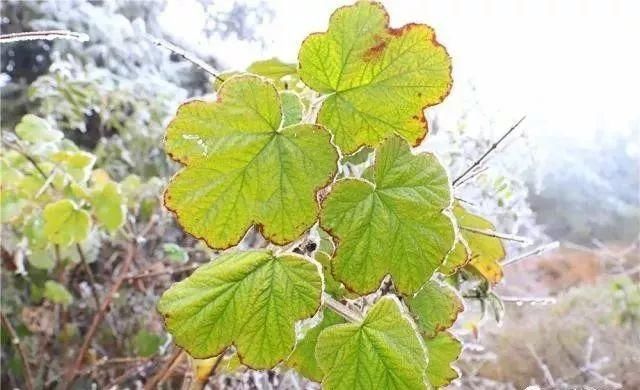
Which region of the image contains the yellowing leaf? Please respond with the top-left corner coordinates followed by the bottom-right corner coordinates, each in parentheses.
top-left (407, 280), bottom-right (463, 338)
top-left (454, 205), bottom-right (506, 283)
top-left (425, 332), bottom-right (462, 388)
top-left (164, 75), bottom-right (338, 249)
top-left (320, 136), bottom-right (454, 295)
top-left (91, 181), bottom-right (125, 233)
top-left (157, 250), bottom-right (322, 369)
top-left (299, 1), bottom-right (452, 154)
top-left (52, 150), bottom-right (96, 182)
top-left (316, 296), bottom-right (428, 389)
top-left (15, 114), bottom-right (63, 143)
top-left (287, 309), bottom-right (345, 382)
top-left (43, 199), bottom-right (91, 246)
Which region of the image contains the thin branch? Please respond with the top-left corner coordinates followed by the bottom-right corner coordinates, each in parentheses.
top-left (460, 226), bottom-right (532, 245)
top-left (323, 293), bottom-right (362, 322)
top-left (0, 30), bottom-right (89, 43)
top-left (76, 243), bottom-right (101, 309)
top-left (452, 116), bottom-right (526, 186)
top-left (501, 241), bottom-right (559, 266)
top-left (501, 296), bottom-right (556, 305)
top-left (526, 343), bottom-right (555, 387)
top-left (144, 349), bottom-right (185, 390)
top-left (2, 140), bottom-right (50, 182)
top-left (61, 242), bottom-right (138, 388)
top-left (148, 35), bottom-right (223, 81)
top-left (453, 166), bottom-right (488, 188)
top-left (1, 313), bottom-right (35, 390)
top-left (125, 264), bottom-right (199, 281)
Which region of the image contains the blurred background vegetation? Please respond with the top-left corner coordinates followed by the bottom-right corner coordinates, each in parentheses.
top-left (1, 0), bottom-right (638, 389)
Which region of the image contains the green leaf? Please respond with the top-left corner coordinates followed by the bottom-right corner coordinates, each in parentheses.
top-left (91, 181), bottom-right (125, 233)
top-left (279, 91), bottom-right (304, 127)
top-left (454, 204), bottom-right (506, 283)
top-left (157, 250), bottom-right (322, 368)
top-left (28, 248), bottom-right (55, 270)
top-left (164, 75), bottom-right (337, 249)
top-left (133, 330), bottom-right (163, 357)
top-left (43, 199), bottom-right (91, 246)
top-left (51, 150), bottom-right (96, 182)
top-left (407, 280), bottom-right (463, 338)
top-left (163, 243), bottom-right (189, 263)
top-left (15, 114), bottom-right (63, 143)
top-left (43, 280), bottom-right (73, 306)
top-left (247, 58), bottom-right (297, 81)
top-left (298, 1), bottom-right (452, 154)
top-left (316, 296), bottom-right (428, 389)
top-left (424, 332), bottom-right (462, 388)
top-left (287, 309), bottom-right (345, 382)
top-left (438, 238), bottom-right (469, 275)
top-left (314, 251), bottom-right (346, 298)
top-left (320, 136), bottom-right (454, 295)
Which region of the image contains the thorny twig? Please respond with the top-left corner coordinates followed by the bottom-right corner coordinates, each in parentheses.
top-left (1, 313), bottom-right (35, 390)
top-left (452, 116), bottom-right (526, 186)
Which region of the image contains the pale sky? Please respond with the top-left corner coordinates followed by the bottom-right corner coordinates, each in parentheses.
top-left (160, 0), bottom-right (640, 152)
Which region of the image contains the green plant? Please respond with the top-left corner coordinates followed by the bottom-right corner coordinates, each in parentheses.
top-left (157, 2), bottom-right (507, 388)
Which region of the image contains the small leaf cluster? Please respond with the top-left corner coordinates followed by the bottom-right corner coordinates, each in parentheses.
top-left (1, 114), bottom-right (158, 305)
top-left (157, 2), bottom-right (506, 388)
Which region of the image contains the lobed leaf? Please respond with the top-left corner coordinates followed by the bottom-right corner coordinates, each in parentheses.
top-left (287, 309), bottom-right (345, 382)
top-left (43, 199), bottom-right (91, 246)
top-left (157, 250), bottom-right (322, 369)
top-left (164, 75), bottom-right (338, 249)
top-left (320, 136), bottom-right (454, 295)
top-left (299, 1), bottom-right (452, 154)
top-left (449, 204), bottom-right (506, 283)
top-left (315, 296), bottom-right (429, 389)
top-left (91, 181), bottom-right (125, 233)
top-left (424, 331), bottom-right (462, 388)
top-left (407, 280), bottom-right (464, 338)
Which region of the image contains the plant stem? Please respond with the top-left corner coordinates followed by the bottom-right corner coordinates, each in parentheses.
top-left (323, 293), bottom-right (362, 322)
top-left (76, 243), bottom-right (101, 309)
top-left (1, 313), bottom-right (35, 390)
top-left (501, 241), bottom-right (559, 266)
top-left (148, 35), bottom-right (223, 82)
top-left (61, 242), bottom-right (137, 388)
top-left (144, 349), bottom-right (185, 390)
top-left (460, 226), bottom-right (531, 244)
top-left (0, 30), bottom-right (88, 43)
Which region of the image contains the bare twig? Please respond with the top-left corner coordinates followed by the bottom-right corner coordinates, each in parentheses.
top-left (126, 264), bottom-right (199, 281)
top-left (460, 226), bottom-right (532, 244)
top-left (61, 242), bottom-right (138, 388)
top-left (526, 343), bottom-right (555, 387)
top-left (1, 313), bottom-right (35, 390)
top-left (501, 296), bottom-right (556, 305)
top-left (76, 243), bottom-right (101, 309)
top-left (144, 349), bottom-right (185, 390)
top-left (0, 30), bottom-right (89, 43)
top-left (501, 241), bottom-right (560, 266)
top-left (453, 166), bottom-right (488, 188)
top-left (148, 35), bottom-right (223, 81)
top-left (452, 116), bottom-right (526, 186)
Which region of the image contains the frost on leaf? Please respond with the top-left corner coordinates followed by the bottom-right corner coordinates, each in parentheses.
top-left (425, 331), bottom-right (462, 388)
top-left (320, 136), bottom-right (454, 295)
top-left (440, 204), bottom-right (506, 283)
top-left (315, 296), bottom-right (429, 389)
top-left (164, 75), bottom-right (338, 249)
top-left (157, 250), bottom-right (322, 369)
top-left (298, 1), bottom-right (452, 154)
top-left (407, 280), bottom-right (463, 338)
